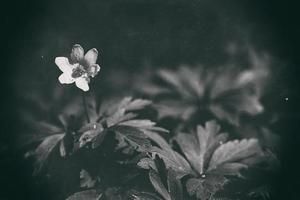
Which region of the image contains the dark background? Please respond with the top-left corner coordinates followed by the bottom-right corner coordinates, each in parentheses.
top-left (1, 0), bottom-right (299, 199)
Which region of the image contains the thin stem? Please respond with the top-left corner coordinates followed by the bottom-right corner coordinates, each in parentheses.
top-left (82, 92), bottom-right (90, 123)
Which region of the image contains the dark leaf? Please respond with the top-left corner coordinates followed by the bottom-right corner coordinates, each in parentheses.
top-left (149, 170), bottom-right (171, 200)
top-left (80, 169), bottom-right (96, 188)
top-left (186, 174), bottom-right (228, 200)
top-left (66, 190), bottom-right (102, 200)
top-left (113, 125), bottom-right (152, 152)
top-left (33, 133), bottom-right (65, 175)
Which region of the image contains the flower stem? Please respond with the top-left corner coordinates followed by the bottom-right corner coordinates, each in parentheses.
top-left (82, 93), bottom-right (90, 123)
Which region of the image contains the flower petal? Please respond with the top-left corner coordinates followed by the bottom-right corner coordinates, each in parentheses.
top-left (88, 64), bottom-right (101, 77)
top-left (58, 73), bottom-right (75, 84)
top-left (55, 57), bottom-right (73, 74)
top-left (84, 48), bottom-right (98, 66)
top-left (70, 44), bottom-right (84, 63)
top-left (75, 77), bottom-right (89, 91)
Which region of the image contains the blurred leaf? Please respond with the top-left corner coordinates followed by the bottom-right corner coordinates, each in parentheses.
top-left (66, 190), bottom-right (102, 200)
top-left (33, 133), bottom-right (65, 175)
top-left (137, 64), bottom-right (268, 126)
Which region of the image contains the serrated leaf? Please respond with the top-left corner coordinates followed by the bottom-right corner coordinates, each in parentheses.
top-left (119, 120), bottom-right (156, 128)
top-left (208, 138), bottom-right (262, 171)
top-left (33, 133), bottom-right (65, 175)
top-left (186, 174), bottom-right (228, 200)
top-left (80, 169), bottom-right (96, 188)
top-left (175, 121), bottom-right (228, 175)
top-left (125, 99), bottom-right (152, 111)
top-left (66, 190), bottom-right (102, 200)
top-left (119, 120), bottom-right (169, 133)
top-left (113, 125), bottom-right (152, 152)
top-left (143, 131), bottom-right (192, 177)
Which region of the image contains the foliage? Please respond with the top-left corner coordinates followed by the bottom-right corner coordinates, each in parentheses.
top-left (20, 48), bottom-right (279, 200)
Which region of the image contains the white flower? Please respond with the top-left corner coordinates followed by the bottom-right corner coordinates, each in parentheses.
top-left (55, 44), bottom-right (101, 91)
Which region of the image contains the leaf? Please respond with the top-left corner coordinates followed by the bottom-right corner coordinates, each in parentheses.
top-left (131, 191), bottom-right (163, 200)
top-left (137, 63), bottom-right (268, 125)
top-left (175, 121), bottom-right (228, 175)
top-left (208, 138), bottom-right (262, 171)
top-left (125, 99), bottom-right (152, 111)
top-left (186, 174), bottom-right (229, 200)
top-left (59, 139), bottom-right (66, 157)
top-left (66, 190), bottom-right (102, 200)
top-left (113, 125), bottom-right (152, 152)
top-left (33, 133), bottom-right (65, 175)
top-left (78, 123), bottom-right (104, 148)
top-left (149, 170), bottom-right (171, 200)
top-left (80, 169), bottom-right (96, 188)
top-left (142, 131), bottom-right (192, 177)
top-left (167, 169), bottom-right (183, 200)
top-left (119, 120), bottom-right (169, 133)
top-left (105, 97), bottom-right (151, 127)
top-left (119, 120), bottom-right (156, 128)
top-left (153, 102), bottom-right (197, 121)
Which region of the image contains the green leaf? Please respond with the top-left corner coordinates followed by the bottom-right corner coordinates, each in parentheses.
top-left (175, 121), bottom-right (228, 175)
top-left (33, 133), bottom-right (64, 175)
top-left (66, 190), bottom-right (102, 200)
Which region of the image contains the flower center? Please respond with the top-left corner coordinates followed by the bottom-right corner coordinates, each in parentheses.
top-left (71, 64), bottom-right (86, 78)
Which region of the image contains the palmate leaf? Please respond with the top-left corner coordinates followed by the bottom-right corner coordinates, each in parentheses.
top-left (174, 121), bottom-right (265, 199)
top-left (175, 120), bottom-right (228, 175)
top-left (137, 59), bottom-right (269, 125)
top-left (74, 97), bottom-right (162, 152)
top-left (138, 131), bottom-right (193, 178)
